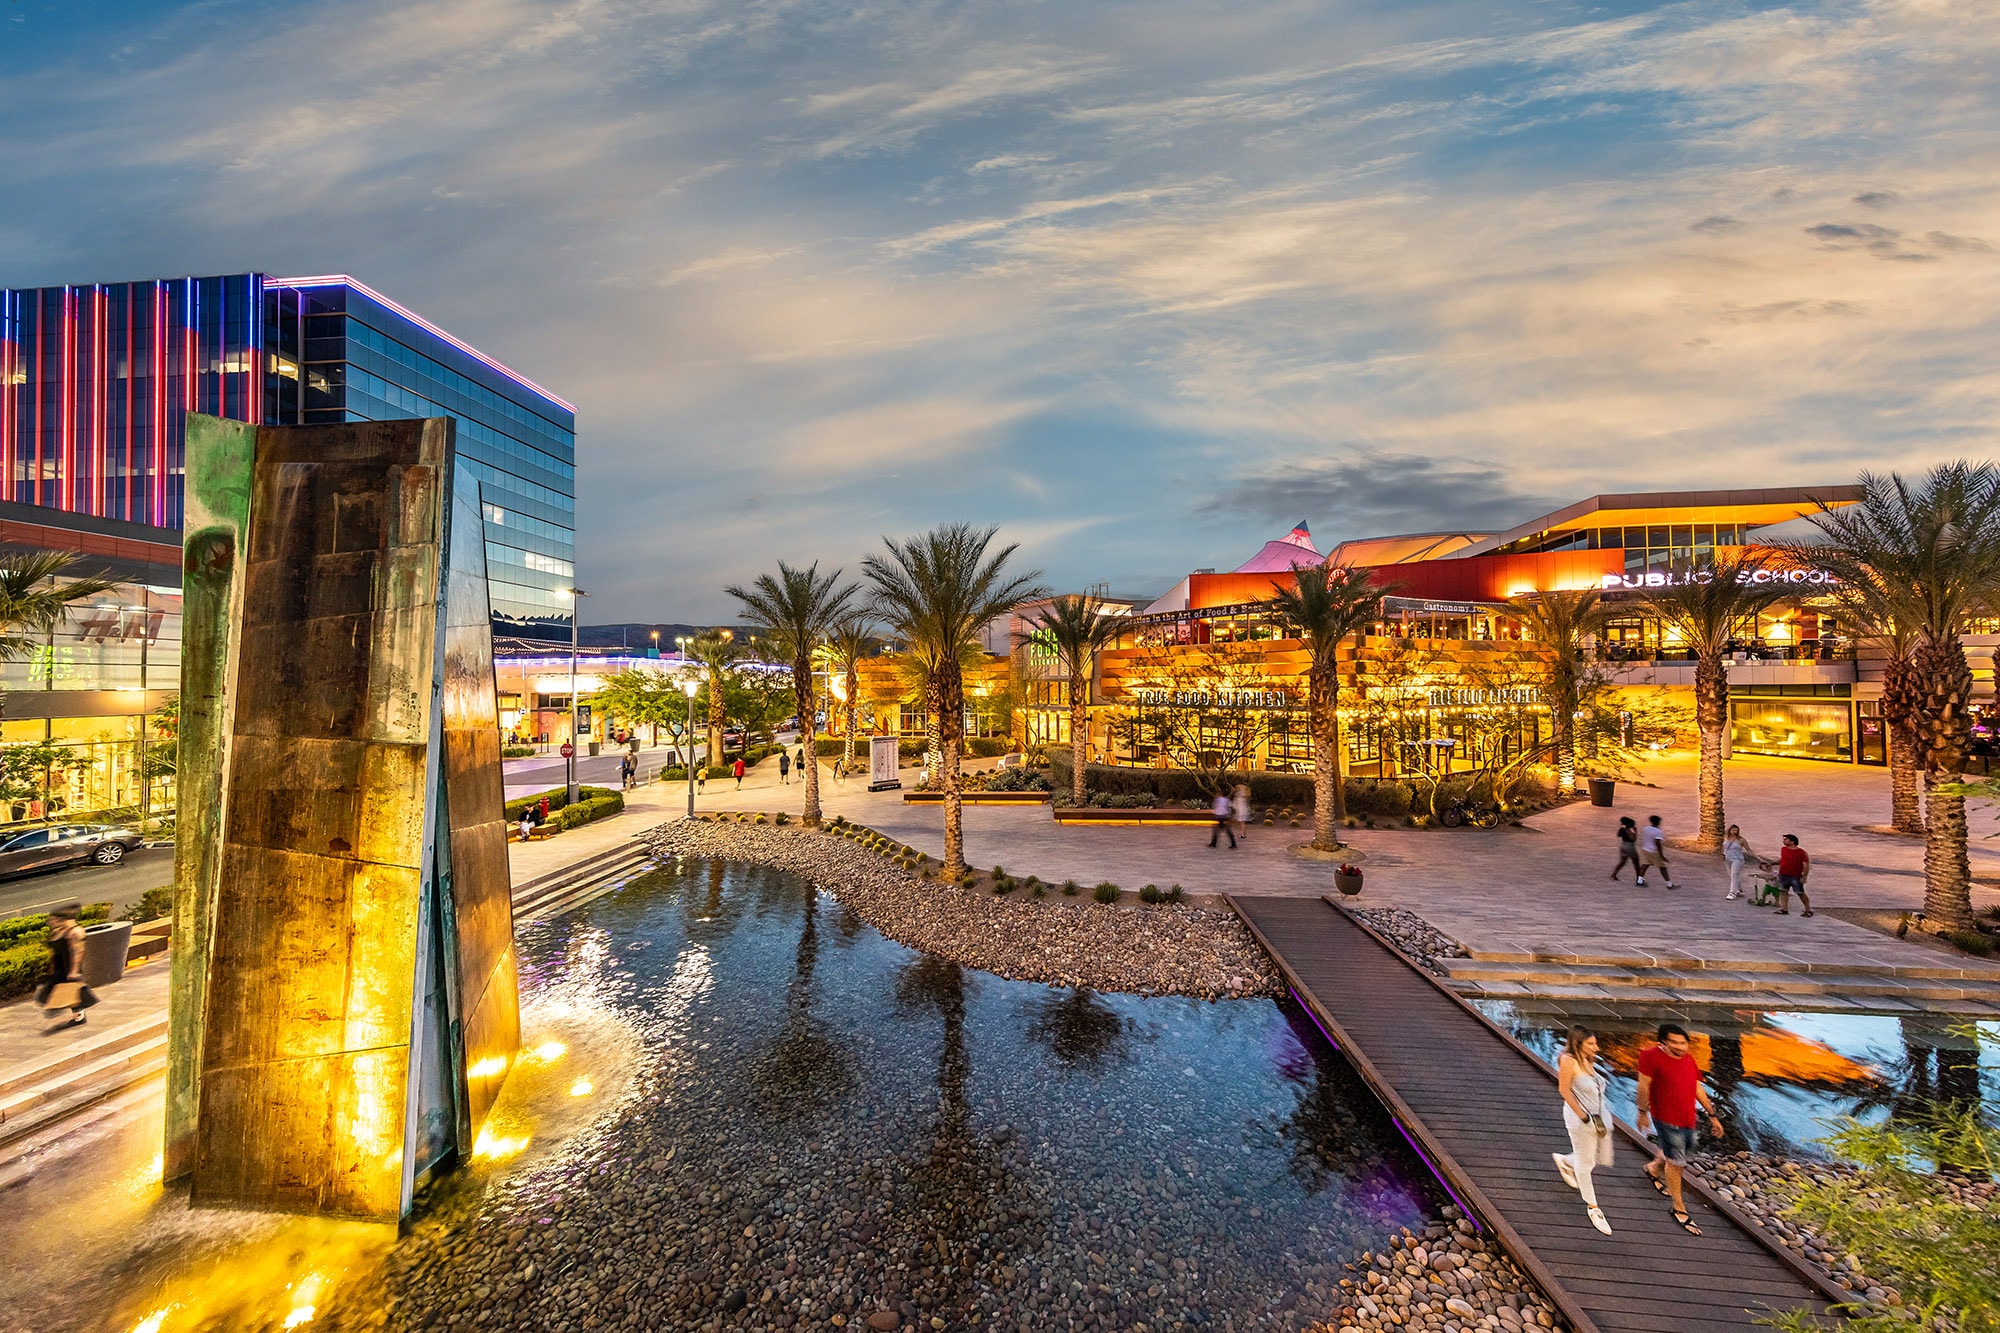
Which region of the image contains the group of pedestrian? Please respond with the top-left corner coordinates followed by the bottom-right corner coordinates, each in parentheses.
top-left (1612, 814), bottom-right (1812, 915)
top-left (1208, 783), bottom-right (1251, 849)
top-left (1552, 1021), bottom-right (1725, 1238)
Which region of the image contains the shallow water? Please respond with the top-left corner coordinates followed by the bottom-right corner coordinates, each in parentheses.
top-left (1473, 1001), bottom-right (1999, 1159)
top-left (7, 859), bottom-right (1441, 1332)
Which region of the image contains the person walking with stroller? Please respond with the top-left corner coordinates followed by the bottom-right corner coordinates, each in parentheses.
top-left (1636, 814), bottom-right (1679, 889)
top-left (1610, 817), bottom-right (1641, 881)
top-left (1774, 834), bottom-right (1813, 916)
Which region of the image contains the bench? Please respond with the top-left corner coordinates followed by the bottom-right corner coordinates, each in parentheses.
top-left (509, 824), bottom-right (559, 843)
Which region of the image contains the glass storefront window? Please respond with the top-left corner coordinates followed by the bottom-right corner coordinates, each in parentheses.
top-left (1729, 699), bottom-right (1851, 762)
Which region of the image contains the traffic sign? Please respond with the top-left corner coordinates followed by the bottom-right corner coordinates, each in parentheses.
top-left (559, 743), bottom-right (575, 758)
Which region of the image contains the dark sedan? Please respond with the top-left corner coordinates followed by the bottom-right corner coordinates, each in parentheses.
top-left (0, 824), bottom-right (145, 878)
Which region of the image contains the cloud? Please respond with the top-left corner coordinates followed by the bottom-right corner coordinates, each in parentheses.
top-left (1195, 452), bottom-right (1563, 542)
top-left (1853, 190), bottom-right (1900, 208)
top-left (1690, 215), bottom-right (1746, 234)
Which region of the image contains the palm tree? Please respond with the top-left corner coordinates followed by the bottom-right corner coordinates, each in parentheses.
top-left (1507, 589), bottom-right (1614, 795)
top-left (1265, 563), bottom-right (1396, 850)
top-left (1639, 555), bottom-right (1792, 850)
top-left (1796, 464), bottom-right (2000, 932)
top-left (727, 561), bottom-right (859, 828)
top-left (0, 551), bottom-right (119, 662)
top-left (683, 629), bottom-right (742, 773)
top-left (1026, 595), bottom-right (1127, 806)
top-left (816, 617), bottom-right (880, 777)
top-left (865, 524), bottom-right (1046, 880)
top-left (1826, 570), bottom-right (1925, 835)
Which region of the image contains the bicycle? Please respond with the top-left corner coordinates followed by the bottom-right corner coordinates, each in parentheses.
top-left (1439, 796), bottom-right (1501, 829)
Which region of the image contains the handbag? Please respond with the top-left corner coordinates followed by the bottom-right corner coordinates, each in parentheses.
top-left (40, 980), bottom-right (97, 1014)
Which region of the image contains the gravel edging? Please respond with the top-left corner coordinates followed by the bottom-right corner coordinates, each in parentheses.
top-left (1347, 908), bottom-right (1470, 977)
top-left (1309, 1211), bottom-right (1570, 1333)
top-left (641, 817), bottom-right (1285, 1000)
top-left (1692, 1150), bottom-right (1996, 1312)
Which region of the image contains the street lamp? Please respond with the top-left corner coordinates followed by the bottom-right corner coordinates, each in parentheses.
top-left (650, 628), bottom-right (660, 659)
top-left (567, 587), bottom-right (590, 806)
top-left (682, 678), bottom-right (700, 818)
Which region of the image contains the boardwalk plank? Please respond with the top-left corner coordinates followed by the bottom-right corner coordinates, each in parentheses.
top-left (1229, 894), bottom-right (1839, 1333)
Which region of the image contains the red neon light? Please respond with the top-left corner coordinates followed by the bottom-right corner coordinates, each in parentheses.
top-left (125, 284), bottom-right (136, 523)
top-left (153, 283), bottom-right (167, 527)
top-left (60, 288), bottom-right (75, 512)
top-left (93, 287), bottom-right (106, 516)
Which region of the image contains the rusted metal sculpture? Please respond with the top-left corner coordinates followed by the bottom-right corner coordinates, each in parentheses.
top-left (166, 414), bottom-right (518, 1221)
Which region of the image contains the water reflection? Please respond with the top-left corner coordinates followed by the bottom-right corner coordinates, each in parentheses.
top-left (753, 890), bottom-right (857, 1117)
top-left (1475, 1002), bottom-right (1997, 1158)
top-left (1025, 987), bottom-right (1143, 1068)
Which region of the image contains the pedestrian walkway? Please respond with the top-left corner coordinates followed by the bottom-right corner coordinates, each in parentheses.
top-left (1232, 894), bottom-right (1840, 1333)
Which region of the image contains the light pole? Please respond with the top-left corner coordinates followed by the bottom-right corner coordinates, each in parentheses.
top-left (567, 587), bottom-right (590, 806)
top-left (682, 678), bottom-right (699, 818)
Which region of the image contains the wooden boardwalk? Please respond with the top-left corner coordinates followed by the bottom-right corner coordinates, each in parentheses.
top-left (1229, 895), bottom-right (1843, 1333)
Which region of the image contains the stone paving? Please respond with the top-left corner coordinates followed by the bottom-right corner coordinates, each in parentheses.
top-left (686, 751), bottom-right (2000, 1009)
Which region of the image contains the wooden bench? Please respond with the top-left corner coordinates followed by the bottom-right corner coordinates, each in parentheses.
top-left (508, 824), bottom-right (559, 843)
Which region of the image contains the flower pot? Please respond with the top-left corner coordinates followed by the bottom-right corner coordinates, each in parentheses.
top-left (1335, 870), bottom-right (1364, 897)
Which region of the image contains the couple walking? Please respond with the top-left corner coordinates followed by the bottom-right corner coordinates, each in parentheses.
top-left (1610, 815), bottom-right (1679, 888)
top-left (1553, 1022), bottom-right (1723, 1238)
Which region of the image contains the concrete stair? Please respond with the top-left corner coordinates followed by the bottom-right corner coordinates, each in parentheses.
top-left (1441, 948), bottom-right (2000, 1010)
top-left (511, 843), bottom-right (655, 922)
top-left (0, 1015), bottom-right (169, 1146)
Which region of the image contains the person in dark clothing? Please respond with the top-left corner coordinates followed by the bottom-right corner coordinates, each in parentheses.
top-left (1208, 791), bottom-right (1237, 849)
top-left (778, 750), bottom-right (791, 784)
top-left (1610, 817), bottom-right (1640, 881)
top-left (35, 903), bottom-right (95, 1027)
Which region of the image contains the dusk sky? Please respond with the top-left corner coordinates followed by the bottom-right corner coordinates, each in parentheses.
top-left (5, 0), bottom-right (1995, 621)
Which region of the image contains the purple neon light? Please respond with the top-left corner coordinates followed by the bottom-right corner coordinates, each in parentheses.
top-left (265, 274), bottom-right (576, 413)
top-left (1287, 985), bottom-right (1482, 1232)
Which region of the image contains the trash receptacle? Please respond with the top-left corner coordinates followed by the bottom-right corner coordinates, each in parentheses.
top-left (587, 740), bottom-right (601, 757)
top-left (1587, 777), bottom-right (1616, 807)
top-left (81, 920), bottom-right (133, 987)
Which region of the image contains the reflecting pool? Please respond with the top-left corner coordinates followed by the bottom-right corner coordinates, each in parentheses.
top-left (7, 859), bottom-right (1442, 1332)
top-left (1474, 1001), bottom-right (1999, 1159)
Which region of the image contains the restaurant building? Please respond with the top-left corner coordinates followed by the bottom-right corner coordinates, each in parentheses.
top-left (1024, 487), bottom-right (1999, 777)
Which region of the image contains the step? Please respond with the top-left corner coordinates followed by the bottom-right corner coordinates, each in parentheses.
top-left (0, 1050), bottom-right (167, 1151)
top-left (0, 1030), bottom-right (168, 1129)
top-left (0, 1014), bottom-right (169, 1103)
top-left (1461, 947), bottom-right (2000, 982)
top-left (1442, 960), bottom-right (2000, 1003)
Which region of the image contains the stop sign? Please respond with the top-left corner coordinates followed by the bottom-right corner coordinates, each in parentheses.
top-left (559, 743), bottom-right (575, 758)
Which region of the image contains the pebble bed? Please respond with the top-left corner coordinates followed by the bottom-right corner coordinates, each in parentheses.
top-left (1693, 1150), bottom-right (1997, 1312)
top-left (643, 816), bottom-right (1285, 1000)
top-left (1306, 1216), bottom-right (1570, 1333)
top-left (1345, 909), bottom-right (1470, 978)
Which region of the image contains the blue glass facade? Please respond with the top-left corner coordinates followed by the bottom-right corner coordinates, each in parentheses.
top-left (0, 272), bottom-right (577, 640)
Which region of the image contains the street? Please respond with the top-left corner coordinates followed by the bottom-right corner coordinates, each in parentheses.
top-left (0, 844), bottom-right (174, 920)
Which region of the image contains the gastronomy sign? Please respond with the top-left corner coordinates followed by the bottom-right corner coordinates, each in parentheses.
top-left (1601, 568), bottom-right (1835, 591)
top-left (1130, 688), bottom-right (1291, 709)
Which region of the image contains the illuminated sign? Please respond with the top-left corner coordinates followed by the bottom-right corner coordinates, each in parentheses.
top-left (1427, 686), bottom-right (1541, 708)
top-left (1600, 568), bottom-right (1835, 591)
top-left (1131, 688), bottom-right (1291, 709)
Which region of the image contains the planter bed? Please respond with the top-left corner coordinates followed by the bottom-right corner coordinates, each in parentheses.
top-left (1052, 806), bottom-right (1215, 826)
top-left (903, 789), bottom-right (1050, 805)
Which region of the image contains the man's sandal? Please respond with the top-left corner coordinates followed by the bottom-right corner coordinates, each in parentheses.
top-left (1671, 1209), bottom-right (1701, 1235)
top-left (1645, 1170), bottom-right (1668, 1196)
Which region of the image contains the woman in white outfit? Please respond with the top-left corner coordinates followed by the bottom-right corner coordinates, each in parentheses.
top-left (1553, 1025), bottom-right (1615, 1235)
top-left (1722, 824), bottom-right (1759, 901)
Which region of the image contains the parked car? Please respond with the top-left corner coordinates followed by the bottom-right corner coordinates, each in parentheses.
top-left (0, 824), bottom-right (145, 878)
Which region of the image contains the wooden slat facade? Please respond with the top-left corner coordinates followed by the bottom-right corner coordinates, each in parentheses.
top-left (1228, 895), bottom-right (1841, 1333)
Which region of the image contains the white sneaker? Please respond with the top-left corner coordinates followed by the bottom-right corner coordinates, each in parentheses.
top-left (1635, 878), bottom-right (1647, 886)
top-left (1587, 1205), bottom-right (1612, 1235)
top-left (1553, 1153), bottom-right (1577, 1189)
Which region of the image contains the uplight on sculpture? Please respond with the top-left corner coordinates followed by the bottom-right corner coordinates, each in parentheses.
top-left (164, 414), bottom-right (520, 1221)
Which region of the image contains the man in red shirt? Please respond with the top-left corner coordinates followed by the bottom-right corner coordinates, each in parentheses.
top-left (1774, 833), bottom-right (1812, 917)
top-left (1637, 1022), bottom-right (1724, 1235)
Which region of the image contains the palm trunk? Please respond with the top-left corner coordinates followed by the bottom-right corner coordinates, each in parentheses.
top-left (1309, 654), bottom-right (1342, 851)
top-left (1923, 774), bottom-right (1973, 931)
top-left (796, 655), bottom-right (822, 827)
top-left (1693, 654), bottom-right (1727, 851)
top-left (924, 676), bottom-right (942, 786)
top-left (939, 661), bottom-right (967, 879)
top-left (706, 672), bottom-right (726, 776)
top-left (1888, 724), bottom-right (1922, 834)
top-left (843, 666), bottom-right (859, 774)
top-left (1069, 655), bottom-right (1088, 805)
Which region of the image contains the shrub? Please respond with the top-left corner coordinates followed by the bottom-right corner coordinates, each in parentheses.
top-left (1061, 879), bottom-right (1080, 896)
top-left (991, 865), bottom-right (1005, 879)
top-left (547, 793), bottom-right (624, 831)
top-left (898, 738), bottom-right (928, 759)
top-left (1946, 928), bottom-right (1996, 957)
top-left (1093, 882), bottom-right (1120, 904)
top-left (505, 785), bottom-right (621, 821)
top-left (1138, 884), bottom-right (1162, 904)
top-left (1030, 881), bottom-right (1046, 898)
top-left (981, 766), bottom-right (1050, 793)
top-left (1166, 884), bottom-right (1185, 903)
top-left (993, 879), bottom-right (1016, 896)
top-left (774, 813), bottom-right (790, 826)
top-left (126, 886), bottom-right (174, 923)
top-left (966, 736), bottom-right (1012, 758)
top-left (0, 941), bottom-right (46, 1002)
top-left (502, 745), bottom-right (538, 758)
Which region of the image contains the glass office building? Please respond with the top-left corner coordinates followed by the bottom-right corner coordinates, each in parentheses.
top-left (0, 273), bottom-right (575, 833)
top-left (0, 272), bottom-right (576, 638)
